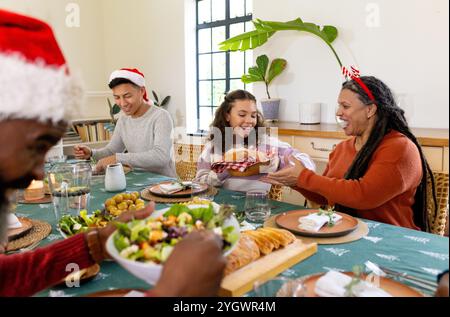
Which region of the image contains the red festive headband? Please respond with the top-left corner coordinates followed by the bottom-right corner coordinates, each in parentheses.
top-left (342, 66), bottom-right (376, 103)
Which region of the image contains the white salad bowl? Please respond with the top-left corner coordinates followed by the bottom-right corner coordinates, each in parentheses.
top-left (106, 202), bottom-right (240, 285)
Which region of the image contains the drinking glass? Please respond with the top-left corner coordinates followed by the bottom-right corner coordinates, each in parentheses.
top-left (254, 277), bottom-right (307, 297)
top-left (245, 190), bottom-right (271, 223)
top-left (48, 162), bottom-right (92, 221)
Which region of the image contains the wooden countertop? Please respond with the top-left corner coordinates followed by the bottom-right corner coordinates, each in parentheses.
top-left (266, 122), bottom-right (449, 147)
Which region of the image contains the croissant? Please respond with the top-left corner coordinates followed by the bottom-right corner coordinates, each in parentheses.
top-left (242, 230), bottom-right (275, 255)
top-left (225, 235), bottom-right (260, 275)
top-left (258, 227), bottom-right (296, 246)
top-left (224, 227), bottom-right (297, 275)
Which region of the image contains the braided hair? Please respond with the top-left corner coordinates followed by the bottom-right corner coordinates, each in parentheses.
top-left (335, 76), bottom-right (437, 231)
top-left (208, 89), bottom-right (266, 154)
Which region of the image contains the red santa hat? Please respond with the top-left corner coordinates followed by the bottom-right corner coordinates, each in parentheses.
top-left (0, 9), bottom-right (83, 123)
top-left (109, 68), bottom-right (151, 103)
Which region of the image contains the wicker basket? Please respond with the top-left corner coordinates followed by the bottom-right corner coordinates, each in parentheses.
top-left (427, 171), bottom-right (449, 236)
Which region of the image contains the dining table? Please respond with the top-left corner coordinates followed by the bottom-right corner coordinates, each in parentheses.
top-left (12, 170), bottom-right (449, 297)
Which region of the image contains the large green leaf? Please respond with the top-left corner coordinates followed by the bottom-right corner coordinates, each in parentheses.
top-left (241, 73), bottom-right (262, 84)
top-left (219, 17), bottom-right (342, 68)
top-left (256, 55), bottom-right (269, 79)
top-left (267, 58), bottom-right (287, 84)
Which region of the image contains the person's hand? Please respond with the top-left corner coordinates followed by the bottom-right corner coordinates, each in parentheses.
top-left (0, 242), bottom-right (6, 254)
top-left (260, 155), bottom-right (305, 187)
top-left (152, 230), bottom-right (226, 297)
top-left (435, 272), bottom-right (449, 297)
top-left (74, 145), bottom-right (92, 160)
top-left (96, 202), bottom-right (155, 260)
top-left (95, 155), bottom-right (117, 173)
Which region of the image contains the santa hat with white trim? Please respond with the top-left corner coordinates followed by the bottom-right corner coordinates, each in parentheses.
top-left (0, 9), bottom-right (83, 124)
top-left (109, 68), bottom-right (152, 104)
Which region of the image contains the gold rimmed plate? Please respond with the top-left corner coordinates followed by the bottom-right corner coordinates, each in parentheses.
top-left (275, 209), bottom-right (358, 238)
top-left (302, 272), bottom-right (424, 297)
top-left (148, 181), bottom-right (208, 198)
top-left (60, 264), bottom-right (101, 286)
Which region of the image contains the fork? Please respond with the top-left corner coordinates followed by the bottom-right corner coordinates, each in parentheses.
top-left (365, 261), bottom-right (437, 292)
top-left (378, 265), bottom-right (438, 288)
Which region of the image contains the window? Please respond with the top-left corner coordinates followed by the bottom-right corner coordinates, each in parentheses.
top-left (196, 0), bottom-right (253, 131)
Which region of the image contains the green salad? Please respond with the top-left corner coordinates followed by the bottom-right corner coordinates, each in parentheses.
top-left (113, 203), bottom-right (239, 264)
top-left (59, 209), bottom-right (114, 236)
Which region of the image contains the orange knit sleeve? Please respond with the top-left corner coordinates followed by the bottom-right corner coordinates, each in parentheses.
top-left (297, 139), bottom-right (421, 210)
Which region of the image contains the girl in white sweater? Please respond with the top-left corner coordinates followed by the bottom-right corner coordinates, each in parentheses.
top-left (195, 90), bottom-right (314, 192)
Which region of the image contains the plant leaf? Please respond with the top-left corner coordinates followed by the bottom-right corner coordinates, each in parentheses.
top-left (248, 66), bottom-right (264, 79)
top-left (152, 90), bottom-right (159, 102)
top-left (241, 74), bottom-right (262, 84)
top-left (219, 17), bottom-right (341, 67)
top-left (256, 54), bottom-right (269, 79)
top-left (112, 104), bottom-right (121, 115)
top-left (267, 58), bottom-right (287, 84)
top-left (161, 96), bottom-right (171, 107)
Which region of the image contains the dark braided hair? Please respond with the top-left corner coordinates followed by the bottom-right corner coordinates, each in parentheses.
top-left (335, 76), bottom-right (437, 231)
top-left (209, 89), bottom-right (266, 154)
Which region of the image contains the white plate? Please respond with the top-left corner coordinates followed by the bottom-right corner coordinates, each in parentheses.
top-left (106, 202), bottom-right (240, 285)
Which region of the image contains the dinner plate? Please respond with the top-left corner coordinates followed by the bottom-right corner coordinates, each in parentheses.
top-left (302, 272), bottom-right (424, 297)
top-left (60, 264), bottom-right (100, 286)
top-left (85, 289), bottom-right (145, 297)
top-left (148, 181), bottom-right (208, 198)
top-left (7, 217), bottom-right (34, 241)
top-left (275, 209), bottom-right (358, 237)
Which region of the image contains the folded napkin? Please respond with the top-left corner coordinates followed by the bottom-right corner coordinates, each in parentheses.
top-left (298, 212), bottom-right (342, 232)
top-left (7, 213), bottom-right (22, 229)
top-left (315, 270), bottom-right (392, 297)
top-left (159, 183), bottom-right (185, 194)
top-left (124, 290), bottom-right (145, 297)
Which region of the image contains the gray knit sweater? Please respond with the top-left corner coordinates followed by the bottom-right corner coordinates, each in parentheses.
top-left (92, 106), bottom-right (176, 177)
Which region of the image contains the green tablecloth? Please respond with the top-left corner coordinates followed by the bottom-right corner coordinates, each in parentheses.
top-left (13, 171), bottom-right (449, 297)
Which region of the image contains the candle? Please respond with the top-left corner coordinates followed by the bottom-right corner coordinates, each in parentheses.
top-left (24, 180), bottom-right (45, 201)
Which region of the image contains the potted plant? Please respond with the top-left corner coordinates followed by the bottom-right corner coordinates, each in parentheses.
top-left (242, 54), bottom-right (287, 121)
top-left (220, 17), bottom-right (341, 124)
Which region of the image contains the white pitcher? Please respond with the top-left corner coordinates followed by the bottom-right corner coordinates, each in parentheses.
top-left (105, 163), bottom-right (126, 192)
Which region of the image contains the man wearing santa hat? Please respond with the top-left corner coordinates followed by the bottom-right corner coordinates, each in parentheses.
top-left (0, 9), bottom-right (225, 297)
top-left (74, 68), bottom-right (176, 177)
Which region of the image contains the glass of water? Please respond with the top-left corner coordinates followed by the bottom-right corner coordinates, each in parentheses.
top-left (245, 190), bottom-right (271, 224)
top-left (254, 277), bottom-right (307, 297)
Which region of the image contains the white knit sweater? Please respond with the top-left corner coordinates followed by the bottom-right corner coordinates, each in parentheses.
top-left (92, 106), bottom-right (176, 177)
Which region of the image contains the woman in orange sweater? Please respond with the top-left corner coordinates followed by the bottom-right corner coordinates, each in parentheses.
top-left (262, 76), bottom-right (437, 231)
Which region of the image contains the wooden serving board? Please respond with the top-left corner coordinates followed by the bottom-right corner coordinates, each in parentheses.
top-left (219, 239), bottom-right (317, 297)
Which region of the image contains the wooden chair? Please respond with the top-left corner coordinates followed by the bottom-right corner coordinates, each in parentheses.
top-left (268, 184), bottom-right (284, 202)
top-left (174, 143), bottom-right (205, 181)
top-left (427, 171), bottom-right (449, 235)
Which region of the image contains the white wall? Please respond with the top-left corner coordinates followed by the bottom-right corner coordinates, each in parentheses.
top-left (2, 0), bottom-right (448, 129)
top-left (0, 0), bottom-right (109, 118)
top-left (252, 0), bottom-right (449, 128)
top-left (100, 0), bottom-right (187, 127)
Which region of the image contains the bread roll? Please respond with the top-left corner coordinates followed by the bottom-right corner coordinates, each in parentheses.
top-left (224, 148), bottom-right (269, 163)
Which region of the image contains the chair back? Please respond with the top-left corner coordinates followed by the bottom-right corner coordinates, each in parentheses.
top-left (268, 184), bottom-right (284, 202)
top-left (174, 143), bottom-right (205, 181)
top-left (427, 171), bottom-right (449, 235)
